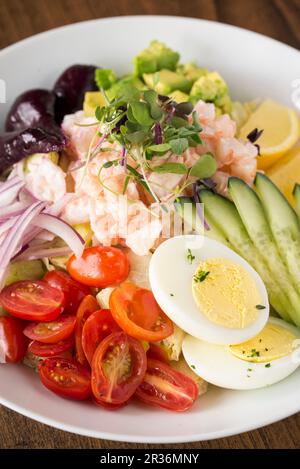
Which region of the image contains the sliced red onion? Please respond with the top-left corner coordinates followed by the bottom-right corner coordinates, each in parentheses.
top-left (193, 183), bottom-right (210, 231)
top-left (120, 147), bottom-right (128, 172)
top-left (0, 177), bottom-right (25, 208)
top-left (0, 200), bottom-right (32, 221)
top-left (0, 217), bottom-right (17, 238)
top-left (0, 201), bottom-right (46, 288)
top-left (18, 186), bottom-right (38, 204)
top-left (17, 245), bottom-right (72, 261)
top-left (201, 178), bottom-right (217, 190)
top-left (32, 213), bottom-right (84, 259)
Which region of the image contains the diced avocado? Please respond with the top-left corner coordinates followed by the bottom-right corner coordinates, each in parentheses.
top-left (134, 40), bottom-right (180, 77)
top-left (177, 62), bottom-right (208, 83)
top-left (106, 75), bottom-right (145, 101)
top-left (143, 69), bottom-right (190, 95)
top-left (228, 177), bottom-right (300, 326)
top-left (168, 90), bottom-right (189, 103)
top-left (254, 173), bottom-right (300, 291)
top-left (293, 183), bottom-right (300, 218)
top-left (199, 189), bottom-right (291, 320)
top-left (95, 68), bottom-right (117, 90)
top-left (73, 222), bottom-right (93, 246)
top-left (83, 91), bottom-right (106, 117)
top-left (214, 93), bottom-right (232, 114)
top-left (49, 256), bottom-right (69, 270)
top-left (5, 260), bottom-right (45, 286)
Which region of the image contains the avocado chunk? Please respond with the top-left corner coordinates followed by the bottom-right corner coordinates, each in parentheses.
top-left (168, 90), bottom-right (189, 103)
top-left (106, 75), bottom-right (145, 101)
top-left (143, 69), bottom-right (190, 95)
top-left (95, 68), bottom-right (117, 90)
top-left (83, 91), bottom-right (106, 117)
top-left (5, 260), bottom-right (45, 286)
top-left (190, 71), bottom-right (232, 113)
top-left (134, 41), bottom-right (180, 77)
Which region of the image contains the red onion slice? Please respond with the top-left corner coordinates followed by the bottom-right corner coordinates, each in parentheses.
top-left (17, 246), bottom-right (72, 261)
top-left (0, 201), bottom-right (32, 221)
top-left (0, 177), bottom-right (25, 208)
top-left (32, 213), bottom-right (84, 259)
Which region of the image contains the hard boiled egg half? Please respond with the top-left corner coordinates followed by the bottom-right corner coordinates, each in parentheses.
top-left (182, 317), bottom-right (300, 390)
top-left (149, 235), bottom-right (269, 345)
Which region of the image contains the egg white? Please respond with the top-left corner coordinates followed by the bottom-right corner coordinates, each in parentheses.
top-left (149, 235), bottom-right (269, 345)
top-left (182, 317), bottom-right (300, 390)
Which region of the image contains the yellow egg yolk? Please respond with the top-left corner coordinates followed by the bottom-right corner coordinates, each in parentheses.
top-left (192, 257), bottom-right (262, 329)
top-left (228, 322), bottom-right (297, 363)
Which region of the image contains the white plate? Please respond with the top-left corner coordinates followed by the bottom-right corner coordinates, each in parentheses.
top-left (0, 16), bottom-right (300, 444)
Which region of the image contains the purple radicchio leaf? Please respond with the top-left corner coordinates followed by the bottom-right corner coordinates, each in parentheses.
top-left (53, 64), bottom-right (98, 123)
top-left (154, 123), bottom-right (163, 144)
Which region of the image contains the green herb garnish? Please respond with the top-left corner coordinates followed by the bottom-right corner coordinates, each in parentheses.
top-left (249, 348), bottom-right (260, 358)
top-left (265, 363), bottom-right (271, 368)
top-left (191, 365), bottom-right (196, 370)
top-left (256, 304), bottom-right (266, 310)
top-left (187, 249), bottom-right (195, 264)
top-left (170, 293), bottom-right (174, 297)
top-left (193, 270), bottom-right (210, 283)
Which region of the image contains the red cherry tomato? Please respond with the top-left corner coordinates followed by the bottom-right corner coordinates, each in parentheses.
top-left (109, 283), bottom-right (174, 342)
top-left (147, 343), bottom-right (169, 364)
top-left (82, 309), bottom-right (121, 365)
top-left (23, 314), bottom-right (76, 344)
top-left (91, 331), bottom-right (147, 405)
top-left (44, 270), bottom-right (91, 314)
top-left (135, 359), bottom-right (199, 412)
top-left (67, 246), bottom-right (130, 288)
top-left (75, 295), bottom-right (98, 365)
top-left (0, 280), bottom-right (64, 322)
top-left (0, 316), bottom-right (27, 363)
top-left (28, 335), bottom-right (74, 357)
top-left (38, 357), bottom-right (91, 400)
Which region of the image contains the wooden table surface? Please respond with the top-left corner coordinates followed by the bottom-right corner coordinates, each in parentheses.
top-left (0, 0), bottom-right (299, 450)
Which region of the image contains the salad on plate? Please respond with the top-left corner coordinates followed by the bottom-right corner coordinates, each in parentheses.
top-left (1, 40), bottom-right (300, 412)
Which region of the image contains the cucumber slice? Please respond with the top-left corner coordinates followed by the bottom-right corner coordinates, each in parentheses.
top-left (293, 184), bottom-right (300, 218)
top-left (229, 177), bottom-right (300, 326)
top-left (255, 173), bottom-right (300, 289)
top-left (199, 189), bottom-right (291, 321)
top-left (174, 196), bottom-right (230, 245)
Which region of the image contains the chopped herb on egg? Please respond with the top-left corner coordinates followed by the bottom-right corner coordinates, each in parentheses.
top-left (193, 270), bottom-right (210, 283)
top-left (265, 363), bottom-right (271, 368)
top-left (187, 248), bottom-right (195, 264)
top-left (191, 365), bottom-right (196, 370)
top-left (256, 304), bottom-right (266, 310)
top-left (170, 293), bottom-right (174, 297)
top-left (249, 348), bottom-right (260, 358)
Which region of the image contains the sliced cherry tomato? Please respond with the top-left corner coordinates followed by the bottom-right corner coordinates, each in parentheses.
top-left (67, 246), bottom-right (130, 288)
top-left (93, 397), bottom-right (127, 410)
top-left (109, 283), bottom-right (173, 342)
top-left (147, 343), bottom-right (169, 364)
top-left (0, 316), bottom-right (27, 363)
top-left (0, 280), bottom-right (64, 322)
top-left (91, 331), bottom-right (146, 405)
top-left (44, 270), bottom-right (91, 314)
top-left (82, 309), bottom-right (121, 365)
top-left (28, 335), bottom-right (74, 357)
top-left (75, 295), bottom-right (98, 365)
top-left (23, 314), bottom-right (76, 344)
top-left (38, 357), bottom-right (91, 400)
top-left (135, 359), bottom-right (198, 412)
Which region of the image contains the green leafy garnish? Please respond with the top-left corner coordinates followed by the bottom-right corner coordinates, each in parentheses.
top-left (265, 363), bottom-right (271, 368)
top-left (249, 349), bottom-right (260, 357)
top-left (194, 270), bottom-right (210, 283)
top-left (256, 304), bottom-right (266, 310)
top-left (95, 69), bottom-right (117, 90)
top-left (152, 162), bottom-right (187, 174)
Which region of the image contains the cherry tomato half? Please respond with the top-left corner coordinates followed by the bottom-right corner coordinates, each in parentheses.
top-left (38, 357), bottom-right (91, 400)
top-left (67, 246), bottom-right (130, 288)
top-left (91, 331), bottom-right (147, 405)
top-left (82, 309), bottom-right (121, 365)
top-left (135, 359), bottom-right (198, 412)
top-left (23, 314), bottom-right (76, 344)
top-left (109, 283), bottom-right (174, 342)
top-left (147, 343), bottom-right (169, 364)
top-left (0, 316), bottom-right (27, 363)
top-left (75, 295), bottom-right (98, 365)
top-left (28, 335), bottom-right (74, 357)
top-left (0, 281), bottom-right (64, 322)
top-left (44, 270), bottom-right (91, 314)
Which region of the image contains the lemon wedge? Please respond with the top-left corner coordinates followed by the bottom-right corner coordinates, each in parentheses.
top-left (266, 146), bottom-right (300, 205)
top-left (239, 99), bottom-right (300, 170)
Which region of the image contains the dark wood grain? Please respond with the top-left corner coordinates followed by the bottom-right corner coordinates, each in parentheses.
top-left (0, 0), bottom-right (299, 450)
